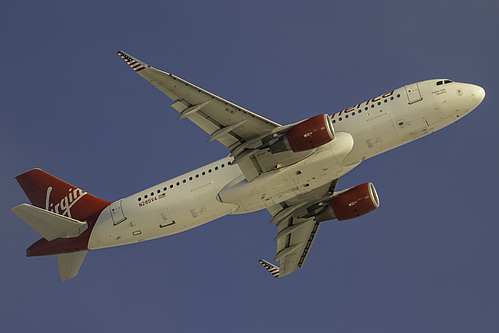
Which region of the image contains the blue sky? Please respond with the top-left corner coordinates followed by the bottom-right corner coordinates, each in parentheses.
top-left (2, 1), bottom-right (498, 332)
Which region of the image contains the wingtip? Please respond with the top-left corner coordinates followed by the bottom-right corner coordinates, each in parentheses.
top-left (258, 259), bottom-right (280, 278)
top-left (117, 51), bottom-right (148, 72)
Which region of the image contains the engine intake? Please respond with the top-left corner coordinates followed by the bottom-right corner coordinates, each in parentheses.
top-left (316, 183), bottom-right (380, 222)
top-left (270, 114), bottom-right (335, 153)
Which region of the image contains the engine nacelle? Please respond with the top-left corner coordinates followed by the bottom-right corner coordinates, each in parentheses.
top-left (316, 183), bottom-right (380, 222)
top-left (270, 114), bottom-right (335, 153)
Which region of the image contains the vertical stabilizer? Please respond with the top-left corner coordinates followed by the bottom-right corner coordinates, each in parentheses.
top-left (15, 169), bottom-right (110, 221)
top-left (12, 169), bottom-right (111, 281)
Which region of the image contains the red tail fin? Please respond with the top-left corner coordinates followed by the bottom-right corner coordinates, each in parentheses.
top-left (16, 169), bottom-right (110, 221)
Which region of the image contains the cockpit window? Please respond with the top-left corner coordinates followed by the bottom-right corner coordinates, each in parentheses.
top-left (437, 79), bottom-right (453, 86)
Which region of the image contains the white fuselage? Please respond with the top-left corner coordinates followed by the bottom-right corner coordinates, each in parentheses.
top-left (88, 79), bottom-right (484, 250)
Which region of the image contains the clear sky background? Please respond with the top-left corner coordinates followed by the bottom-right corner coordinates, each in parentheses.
top-left (2, 1), bottom-right (498, 332)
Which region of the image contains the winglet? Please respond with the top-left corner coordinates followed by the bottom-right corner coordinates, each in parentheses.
top-left (258, 259), bottom-right (280, 278)
top-left (117, 51), bottom-right (148, 72)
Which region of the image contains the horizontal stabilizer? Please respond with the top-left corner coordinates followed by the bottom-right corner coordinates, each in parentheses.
top-left (258, 259), bottom-right (280, 278)
top-left (57, 251), bottom-right (87, 282)
top-left (11, 204), bottom-right (87, 241)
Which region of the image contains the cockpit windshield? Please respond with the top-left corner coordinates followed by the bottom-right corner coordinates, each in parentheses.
top-left (436, 80), bottom-right (454, 86)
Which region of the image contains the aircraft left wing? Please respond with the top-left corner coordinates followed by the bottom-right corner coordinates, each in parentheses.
top-left (273, 215), bottom-right (321, 276)
top-left (261, 180), bottom-right (339, 277)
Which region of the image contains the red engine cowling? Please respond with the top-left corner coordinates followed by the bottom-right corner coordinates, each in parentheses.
top-left (316, 183), bottom-right (380, 222)
top-left (286, 114), bottom-right (335, 152)
top-left (330, 183), bottom-right (380, 221)
top-left (271, 114), bottom-right (335, 153)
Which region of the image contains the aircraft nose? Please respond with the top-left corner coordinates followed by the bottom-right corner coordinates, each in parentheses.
top-left (471, 85), bottom-right (485, 105)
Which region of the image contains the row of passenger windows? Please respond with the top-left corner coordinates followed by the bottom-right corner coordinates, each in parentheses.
top-left (137, 161), bottom-right (232, 202)
top-left (332, 94), bottom-right (401, 123)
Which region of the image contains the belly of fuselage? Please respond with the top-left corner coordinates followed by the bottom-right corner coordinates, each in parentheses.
top-left (218, 133), bottom-right (358, 214)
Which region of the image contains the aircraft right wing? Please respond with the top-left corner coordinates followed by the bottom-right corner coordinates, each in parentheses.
top-left (117, 51), bottom-right (281, 149)
top-left (117, 51), bottom-right (318, 181)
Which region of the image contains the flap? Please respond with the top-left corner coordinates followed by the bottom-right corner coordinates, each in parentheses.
top-left (275, 217), bottom-right (321, 276)
top-left (264, 179), bottom-right (339, 277)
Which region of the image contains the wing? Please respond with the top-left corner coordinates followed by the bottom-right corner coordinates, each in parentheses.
top-left (117, 51), bottom-right (280, 149)
top-left (261, 180), bottom-right (339, 277)
top-left (274, 216), bottom-right (321, 276)
top-left (117, 51), bottom-right (314, 181)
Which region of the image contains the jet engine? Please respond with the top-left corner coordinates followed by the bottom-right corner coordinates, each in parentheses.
top-left (316, 183), bottom-right (380, 222)
top-left (270, 114), bottom-right (335, 153)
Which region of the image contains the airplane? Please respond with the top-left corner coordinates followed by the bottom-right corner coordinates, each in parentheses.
top-left (11, 51), bottom-right (485, 281)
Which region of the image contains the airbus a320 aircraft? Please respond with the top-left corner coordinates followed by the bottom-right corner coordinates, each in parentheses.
top-left (11, 51), bottom-right (485, 281)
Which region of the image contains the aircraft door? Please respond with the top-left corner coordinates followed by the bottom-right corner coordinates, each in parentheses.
top-left (405, 83), bottom-right (423, 104)
top-left (110, 200), bottom-right (126, 225)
